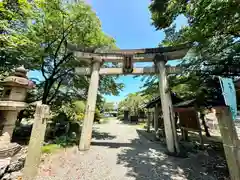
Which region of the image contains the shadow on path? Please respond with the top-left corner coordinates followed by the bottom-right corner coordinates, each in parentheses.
top-left (91, 127), bottom-right (228, 180)
top-left (91, 141), bottom-right (141, 148)
top-left (115, 130), bottom-right (228, 180)
top-left (92, 127), bottom-right (117, 140)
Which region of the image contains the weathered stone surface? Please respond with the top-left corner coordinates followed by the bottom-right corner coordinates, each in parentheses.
top-left (2, 171), bottom-right (22, 180)
top-left (10, 171), bottom-right (23, 180)
top-left (1, 173), bottom-right (10, 180)
top-left (0, 132), bottom-right (11, 145)
top-left (8, 150), bottom-right (27, 173)
top-left (0, 158), bottom-right (11, 178)
top-left (0, 143), bottom-right (22, 158)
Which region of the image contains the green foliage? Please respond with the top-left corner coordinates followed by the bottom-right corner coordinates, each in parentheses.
top-left (73, 100), bottom-right (85, 121)
top-left (53, 135), bottom-right (76, 148)
top-left (42, 134), bottom-right (77, 153)
top-left (0, 0), bottom-right (35, 74)
top-left (74, 101), bottom-right (85, 113)
top-left (103, 101), bottom-right (115, 112)
top-left (57, 103), bottom-right (77, 121)
top-left (41, 144), bottom-right (61, 154)
top-left (117, 114), bottom-right (124, 120)
top-left (1, 0), bottom-right (123, 110)
top-left (94, 108), bottom-right (102, 122)
top-left (150, 0), bottom-right (240, 76)
top-left (118, 93), bottom-right (147, 116)
top-left (146, 0), bottom-right (240, 102)
top-left (150, 0), bottom-right (240, 41)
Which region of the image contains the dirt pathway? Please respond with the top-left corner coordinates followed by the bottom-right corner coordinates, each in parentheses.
top-left (36, 118), bottom-right (217, 180)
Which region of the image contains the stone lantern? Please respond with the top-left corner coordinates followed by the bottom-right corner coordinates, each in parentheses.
top-left (0, 66), bottom-right (34, 141)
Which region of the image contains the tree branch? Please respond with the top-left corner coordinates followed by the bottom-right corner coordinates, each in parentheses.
top-left (41, 57), bottom-right (47, 79)
top-left (53, 24), bottom-right (73, 67)
top-left (47, 78), bottom-right (64, 104)
top-left (54, 67), bottom-right (74, 81)
top-left (54, 52), bottom-right (73, 75)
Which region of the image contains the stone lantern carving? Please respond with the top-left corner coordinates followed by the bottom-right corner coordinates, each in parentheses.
top-left (0, 66), bottom-right (34, 142)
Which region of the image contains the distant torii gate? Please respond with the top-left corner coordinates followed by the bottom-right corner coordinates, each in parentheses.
top-left (72, 44), bottom-right (190, 154)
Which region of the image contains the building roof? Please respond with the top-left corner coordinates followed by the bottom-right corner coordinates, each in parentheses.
top-left (174, 99), bottom-right (196, 108)
top-left (145, 96), bottom-right (226, 109)
top-left (173, 99), bottom-right (225, 108)
top-left (144, 93), bottom-right (183, 109)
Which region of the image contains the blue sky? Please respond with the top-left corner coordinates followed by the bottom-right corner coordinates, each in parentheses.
top-left (28, 0), bottom-right (188, 103)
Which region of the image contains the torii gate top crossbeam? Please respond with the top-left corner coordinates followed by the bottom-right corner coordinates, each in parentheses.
top-left (72, 44), bottom-right (190, 63)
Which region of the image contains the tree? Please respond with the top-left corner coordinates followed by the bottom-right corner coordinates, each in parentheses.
top-left (118, 93), bottom-right (147, 116)
top-left (149, 0), bottom-right (240, 41)
top-left (0, 0), bottom-right (35, 77)
top-left (139, 2), bottom-right (240, 104)
top-left (149, 0), bottom-right (240, 77)
top-left (103, 102), bottom-right (115, 112)
top-left (1, 0), bottom-right (124, 107)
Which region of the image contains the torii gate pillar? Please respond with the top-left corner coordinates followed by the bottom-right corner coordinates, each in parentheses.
top-left (79, 57), bottom-right (102, 151)
top-left (155, 55), bottom-right (180, 154)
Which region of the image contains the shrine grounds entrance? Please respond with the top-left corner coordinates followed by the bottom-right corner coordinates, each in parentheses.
top-left (71, 44), bottom-right (190, 154)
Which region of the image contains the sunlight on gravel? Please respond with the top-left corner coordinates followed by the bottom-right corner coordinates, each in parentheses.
top-left (36, 119), bottom-right (219, 180)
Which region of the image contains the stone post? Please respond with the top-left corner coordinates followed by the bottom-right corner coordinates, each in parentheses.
top-left (151, 110), bottom-right (154, 127)
top-left (155, 54), bottom-right (179, 153)
top-left (147, 110), bottom-right (151, 132)
top-left (79, 57), bottom-right (102, 151)
top-left (215, 106), bottom-right (240, 180)
top-left (23, 104), bottom-right (49, 180)
top-left (154, 104), bottom-right (159, 133)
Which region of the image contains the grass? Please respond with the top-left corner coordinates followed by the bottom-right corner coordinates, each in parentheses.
top-left (41, 144), bottom-right (61, 154)
top-left (137, 122), bottom-right (147, 129)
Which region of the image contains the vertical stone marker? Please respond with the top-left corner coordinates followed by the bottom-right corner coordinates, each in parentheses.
top-left (215, 106), bottom-right (240, 180)
top-left (22, 104), bottom-right (49, 180)
top-left (79, 57), bottom-right (102, 151)
top-left (147, 110), bottom-right (151, 133)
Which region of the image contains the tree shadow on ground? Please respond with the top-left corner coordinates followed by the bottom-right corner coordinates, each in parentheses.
top-left (90, 141), bottom-right (138, 148)
top-left (115, 130), bottom-right (229, 180)
top-left (91, 129), bottom-right (229, 180)
top-left (92, 127), bottom-right (117, 140)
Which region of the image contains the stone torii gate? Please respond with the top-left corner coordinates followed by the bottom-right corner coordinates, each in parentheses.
top-left (72, 44), bottom-right (190, 154)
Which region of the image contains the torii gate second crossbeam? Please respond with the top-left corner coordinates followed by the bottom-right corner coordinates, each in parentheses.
top-left (72, 44), bottom-right (190, 154)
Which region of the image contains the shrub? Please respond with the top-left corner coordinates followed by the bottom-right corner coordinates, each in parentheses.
top-left (76, 112), bottom-right (84, 121)
top-left (117, 114), bottom-right (124, 120)
top-left (94, 109), bottom-right (101, 122)
top-left (53, 135), bottom-right (76, 147)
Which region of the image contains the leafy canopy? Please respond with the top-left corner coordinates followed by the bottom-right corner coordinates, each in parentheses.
top-left (145, 0), bottom-right (240, 103)
top-left (1, 0), bottom-right (124, 108)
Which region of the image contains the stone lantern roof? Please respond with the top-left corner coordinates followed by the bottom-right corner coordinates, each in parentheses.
top-left (1, 66), bottom-right (34, 89)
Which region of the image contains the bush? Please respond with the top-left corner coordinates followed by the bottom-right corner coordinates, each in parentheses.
top-left (117, 114), bottom-right (124, 120)
top-left (76, 113), bottom-right (84, 121)
top-left (53, 135), bottom-right (77, 147)
top-left (94, 109), bottom-right (101, 123)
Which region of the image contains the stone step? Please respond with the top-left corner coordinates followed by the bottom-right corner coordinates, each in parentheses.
top-left (0, 143), bottom-right (21, 158)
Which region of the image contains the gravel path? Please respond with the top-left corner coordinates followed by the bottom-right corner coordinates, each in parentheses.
top-left (36, 119), bottom-right (218, 180)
